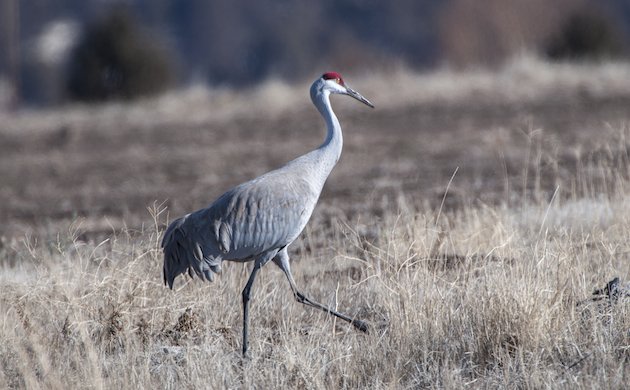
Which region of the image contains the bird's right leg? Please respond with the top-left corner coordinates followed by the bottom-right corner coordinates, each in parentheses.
top-left (241, 260), bottom-right (262, 357)
top-left (272, 248), bottom-right (368, 333)
top-left (241, 251), bottom-right (277, 357)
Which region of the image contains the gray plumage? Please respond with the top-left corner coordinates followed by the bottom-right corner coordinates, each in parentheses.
top-left (162, 72), bottom-right (374, 356)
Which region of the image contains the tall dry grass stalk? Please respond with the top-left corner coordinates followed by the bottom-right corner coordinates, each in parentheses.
top-left (1, 148), bottom-right (629, 388)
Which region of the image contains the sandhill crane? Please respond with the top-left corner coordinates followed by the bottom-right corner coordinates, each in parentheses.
top-left (162, 72), bottom-right (374, 356)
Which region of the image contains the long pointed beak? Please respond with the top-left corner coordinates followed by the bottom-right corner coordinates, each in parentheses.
top-left (345, 86), bottom-right (374, 108)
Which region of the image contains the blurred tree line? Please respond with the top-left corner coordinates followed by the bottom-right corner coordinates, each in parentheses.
top-left (1, 0), bottom-right (629, 105)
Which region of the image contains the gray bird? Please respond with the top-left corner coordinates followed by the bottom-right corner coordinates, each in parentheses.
top-left (162, 72), bottom-right (374, 356)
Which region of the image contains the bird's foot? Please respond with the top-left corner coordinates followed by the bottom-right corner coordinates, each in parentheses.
top-left (352, 319), bottom-right (369, 333)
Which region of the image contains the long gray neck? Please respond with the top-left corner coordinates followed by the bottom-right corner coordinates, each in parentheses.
top-left (312, 90), bottom-right (343, 177)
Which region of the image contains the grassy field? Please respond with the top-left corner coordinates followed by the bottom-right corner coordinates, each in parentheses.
top-left (0, 57), bottom-right (629, 388)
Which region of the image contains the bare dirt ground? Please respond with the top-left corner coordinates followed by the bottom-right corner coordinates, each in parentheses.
top-left (2, 59), bottom-right (630, 242)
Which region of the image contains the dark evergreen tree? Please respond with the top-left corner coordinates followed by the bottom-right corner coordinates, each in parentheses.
top-left (66, 5), bottom-right (174, 101)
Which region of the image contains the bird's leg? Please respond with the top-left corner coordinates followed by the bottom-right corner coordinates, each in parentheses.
top-left (272, 250), bottom-right (368, 333)
top-left (294, 291), bottom-right (369, 332)
top-left (241, 260), bottom-right (263, 357)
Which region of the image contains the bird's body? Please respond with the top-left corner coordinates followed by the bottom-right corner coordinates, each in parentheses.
top-left (163, 140), bottom-right (336, 282)
top-left (162, 72), bottom-right (373, 356)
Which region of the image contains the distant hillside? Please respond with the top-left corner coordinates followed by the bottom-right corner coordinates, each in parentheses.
top-left (2, 0), bottom-right (630, 105)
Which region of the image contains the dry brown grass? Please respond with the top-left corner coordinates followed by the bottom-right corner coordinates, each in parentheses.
top-left (1, 189), bottom-right (629, 388)
top-left (1, 58), bottom-right (630, 388)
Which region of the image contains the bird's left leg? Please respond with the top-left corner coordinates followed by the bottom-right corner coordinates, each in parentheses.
top-left (272, 248), bottom-right (368, 333)
top-left (241, 251), bottom-right (277, 357)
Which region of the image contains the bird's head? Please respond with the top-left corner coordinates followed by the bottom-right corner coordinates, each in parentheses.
top-left (311, 71), bottom-right (374, 108)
